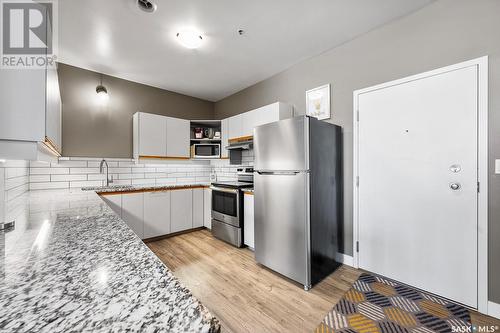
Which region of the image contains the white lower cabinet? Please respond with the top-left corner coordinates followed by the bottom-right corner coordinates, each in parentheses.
top-left (203, 188), bottom-right (212, 229)
top-left (244, 193), bottom-right (254, 248)
top-left (121, 193), bottom-right (144, 239)
top-left (170, 189), bottom-right (193, 233)
top-left (144, 191), bottom-right (171, 238)
top-left (193, 188), bottom-right (204, 228)
top-left (101, 194), bottom-right (122, 217)
top-left (101, 187), bottom-right (207, 239)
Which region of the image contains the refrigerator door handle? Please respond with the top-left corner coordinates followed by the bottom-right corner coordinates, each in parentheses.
top-left (256, 170), bottom-right (306, 175)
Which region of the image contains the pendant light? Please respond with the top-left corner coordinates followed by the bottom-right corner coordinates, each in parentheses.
top-left (96, 73), bottom-right (109, 103)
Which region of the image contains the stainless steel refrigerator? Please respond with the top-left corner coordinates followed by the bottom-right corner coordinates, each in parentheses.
top-left (254, 115), bottom-right (342, 290)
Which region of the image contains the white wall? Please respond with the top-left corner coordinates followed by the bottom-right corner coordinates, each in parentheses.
top-left (0, 160), bottom-right (30, 201)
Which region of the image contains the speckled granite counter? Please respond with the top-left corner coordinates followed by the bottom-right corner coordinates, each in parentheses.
top-left (0, 188), bottom-right (220, 332)
top-left (83, 183), bottom-right (209, 195)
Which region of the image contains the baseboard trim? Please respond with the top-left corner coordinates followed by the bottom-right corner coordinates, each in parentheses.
top-left (335, 253), bottom-right (354, 267)
top-left (488, 301), bottom-right (500, 319)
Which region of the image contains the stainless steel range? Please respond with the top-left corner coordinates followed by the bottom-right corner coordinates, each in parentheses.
top-left (210, 168), bottom-right (253, 247)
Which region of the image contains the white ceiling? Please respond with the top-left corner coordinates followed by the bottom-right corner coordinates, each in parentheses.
top-left (58, 0), bottom-right (433, 102)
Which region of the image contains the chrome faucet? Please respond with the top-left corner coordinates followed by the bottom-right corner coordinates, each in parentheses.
top-left (99, 159), bottom-right (113, 187)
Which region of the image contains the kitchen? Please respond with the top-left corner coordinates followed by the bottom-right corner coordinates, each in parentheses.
top-left (1, 1), bottom-right (500, 332)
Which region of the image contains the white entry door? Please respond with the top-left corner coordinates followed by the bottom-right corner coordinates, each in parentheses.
top-left (357, 65), bottom-right (479, 308)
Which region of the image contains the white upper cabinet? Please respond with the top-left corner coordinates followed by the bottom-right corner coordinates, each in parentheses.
top-left (166, 117), bottom-right (190, 158)
top-left (221, 118), bottom-right (229, 158)
top-left (0, 68), bottom-right (46, 142)
top-left (46, 66), bottom-right (62, 152)
top-left (241, 112), bottom-right (256, 138)
top-left (133, 112), bottom-right (190, 160)
top-left (0, 63), bottom-right (62, 160)
top-left (224, 102), bottom-right (293, 141)
top-left (228, 114), bottom-right (243, 140)
top-left (135, 112), bottom-right (167, 158)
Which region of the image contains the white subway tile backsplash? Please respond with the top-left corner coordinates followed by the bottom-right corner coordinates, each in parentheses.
top-left (108, 168), bottom-right (132, 174)
top-left (30, 168), bottom-right (70, 175)
top-left (155, 178), bottom-right (176, 185)
top-left (87, 174), bottom-right (109, 181)
top-left (30, 175), bottom-right (50, 182)
top-left (155, 167), bottom-right (177, 173)
top-left (118, 173), bottom-right (145, 180)
top-left (145, 173), bottom-right (167, 179)
top-left (87, 161), bottom-right (119, 168)
top-left (5, 167), bottom-right (28, 179)
top-left (19, 155), bottom-right (253, 191)
top-left (132, 179), bottom-right (156, 185)
top-left (118, 161), bottom-right (136, 167)
top-left (195, 176), bottom-right (210, 183)
top-left (69, 157), bottom-right (103, 161)
top-left (6, 184), bottom-right (29, 201)
top-left (70, 168), bottom-right (100, 174)
top-left (111, 179), bottom-right (132, 185)
top-left (30, 182), bottom-right (69, 190)
top-left (134, 167), bottom-right (155, 173)
top-left (5, 176), bottom-right (29, 190)
top-left (176, 177), bottom-right (196, 184)
top-left (51, 160), bottom-right (87, 168)
top-left (70, 180), bottom-right (103, 188)
top-left (30, 161), bottom-right (50, 168)
top-left (51, 174), bottom-right (87, 182)
top-left (1, 160), bottom-right (29, 168)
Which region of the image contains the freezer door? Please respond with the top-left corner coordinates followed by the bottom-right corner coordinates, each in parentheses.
top-left (254, 171), bottom-right (310, 286)
top-left (254, 116), bottom-right (309, 171)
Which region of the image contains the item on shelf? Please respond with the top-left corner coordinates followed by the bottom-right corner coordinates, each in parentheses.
top-left (205, 128), bottom-right (215, 139)
top-left (194, 127), bottom-right (204, 139)
top-left (214, 131), bottom-right (221, 139)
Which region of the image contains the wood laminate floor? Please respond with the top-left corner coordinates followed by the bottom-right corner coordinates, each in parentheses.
top-left (147, 229), bottom-right (500, 333)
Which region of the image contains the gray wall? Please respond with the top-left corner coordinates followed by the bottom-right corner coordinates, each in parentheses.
top-left (214, 0), bottom-right (500, 303)
top-left (58, 63), bottom-right (214, 158)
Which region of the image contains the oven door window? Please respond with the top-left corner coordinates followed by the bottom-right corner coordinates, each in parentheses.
top-left (212, 191), bottom-right (237, 217)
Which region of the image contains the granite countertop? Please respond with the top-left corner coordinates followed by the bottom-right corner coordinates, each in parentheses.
top-left (82, 183), bottom-right (210, 194)
top-left (0, 187), bottom-right (220, 332)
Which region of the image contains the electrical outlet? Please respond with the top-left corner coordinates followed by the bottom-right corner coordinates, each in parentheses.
top-left (496, 159), bottom-right (500, 174)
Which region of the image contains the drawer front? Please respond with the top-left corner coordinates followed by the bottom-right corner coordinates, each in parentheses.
top-left (212, 219), bottom-right (242, 247)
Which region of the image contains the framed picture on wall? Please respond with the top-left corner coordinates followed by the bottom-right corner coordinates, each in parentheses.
top-left (306, 84), bottom-right (331, 120)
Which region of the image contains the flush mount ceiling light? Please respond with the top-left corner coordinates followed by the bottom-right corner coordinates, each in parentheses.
top-left (137, 0), bottom-right (156, 13)
top-left (176, 29), bottom-right (203, 49)
top-left (96, 74), bottom-right (109, 104)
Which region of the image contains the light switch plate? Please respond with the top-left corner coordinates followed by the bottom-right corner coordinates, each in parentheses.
top-left (496, 159), bottom-right (500, 174)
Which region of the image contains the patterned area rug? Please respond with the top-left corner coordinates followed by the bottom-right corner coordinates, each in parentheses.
top-left (315, 273), bottom-right (471, 333)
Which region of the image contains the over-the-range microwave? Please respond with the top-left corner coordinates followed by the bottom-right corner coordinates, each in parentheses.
top-left (191, 143), bottom-right (221, 159)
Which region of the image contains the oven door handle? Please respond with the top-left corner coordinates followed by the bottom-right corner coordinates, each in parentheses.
top-left (210, 186), bottom-right (239, 194)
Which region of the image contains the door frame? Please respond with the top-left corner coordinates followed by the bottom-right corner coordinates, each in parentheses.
top-left (352, 56), bottom-right (489, 313)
